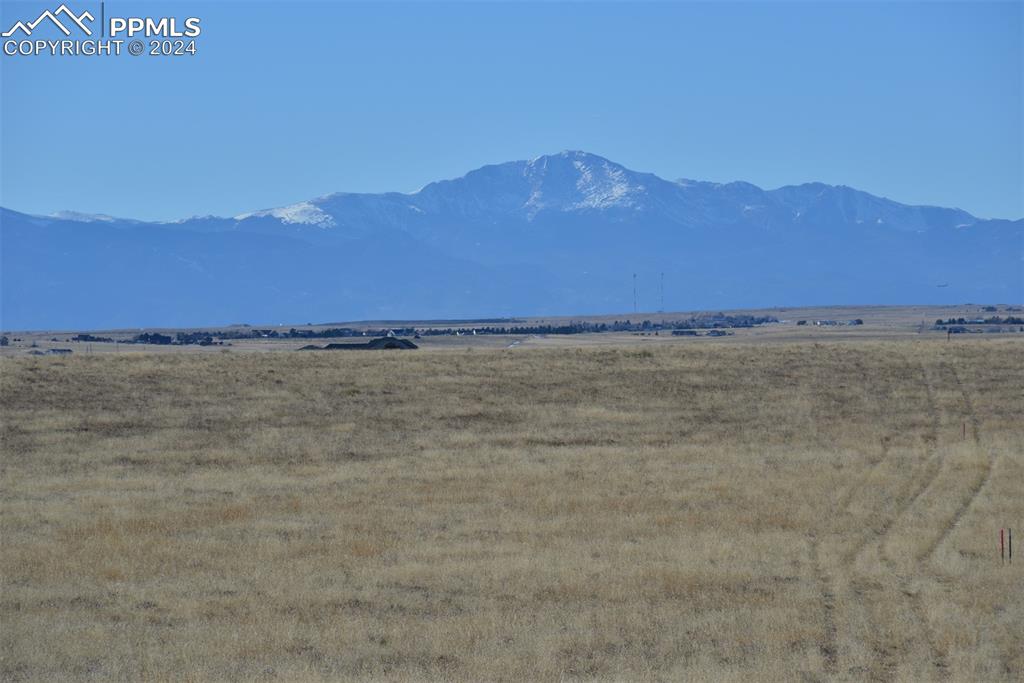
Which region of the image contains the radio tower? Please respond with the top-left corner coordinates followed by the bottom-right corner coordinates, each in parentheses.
top-left (633, 273), bottom-right (637, 313)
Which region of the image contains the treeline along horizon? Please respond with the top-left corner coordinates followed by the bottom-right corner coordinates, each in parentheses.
top-left (62, 315), bottom-right (780, 346)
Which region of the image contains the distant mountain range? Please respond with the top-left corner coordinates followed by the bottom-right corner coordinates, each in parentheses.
top-left (2, 151), bottom-right (1021, 330)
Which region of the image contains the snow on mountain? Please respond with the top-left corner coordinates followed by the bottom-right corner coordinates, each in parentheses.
top-left (2, 151), bottom-right (1020, 329)
top-left (236, 201), bottom-right (336, 228)
top-left (219, 151), bottom-right (989, 237)
top-left (519, 151), bottom-right (650, 213)
top-left (49, 210), bottom-right (131, 223)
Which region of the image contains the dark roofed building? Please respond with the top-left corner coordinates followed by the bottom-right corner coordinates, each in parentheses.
top-left (301, 337), bottom-right (418, 351)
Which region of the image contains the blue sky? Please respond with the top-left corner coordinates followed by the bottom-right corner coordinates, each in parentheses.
top-left (1, 1), bottom-right (1021, 222)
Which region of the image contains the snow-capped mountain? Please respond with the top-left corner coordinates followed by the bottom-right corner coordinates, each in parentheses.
top-left (195, 151), bottom-right (1003, 250)
top-left (2, 151), bottom-right (1021, 329)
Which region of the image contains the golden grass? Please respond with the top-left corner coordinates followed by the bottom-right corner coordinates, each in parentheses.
top-left (1, 339), bottom-right (1022, 681)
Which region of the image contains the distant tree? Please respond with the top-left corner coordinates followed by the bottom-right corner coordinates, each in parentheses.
top-left (132, 332), bottom-right (173, 345)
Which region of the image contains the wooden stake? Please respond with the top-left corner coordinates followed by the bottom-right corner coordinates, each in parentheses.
top-left (1000, 529), bottom-right (1005, 563)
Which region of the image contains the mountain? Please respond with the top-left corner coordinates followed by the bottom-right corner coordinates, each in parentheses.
top-left (2, 151), bottom-right (1021, 330)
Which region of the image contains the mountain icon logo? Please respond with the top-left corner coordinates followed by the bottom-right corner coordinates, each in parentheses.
top-left (2, 4), bottom-right (94, 37)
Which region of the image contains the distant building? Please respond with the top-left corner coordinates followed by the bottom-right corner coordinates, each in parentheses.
top-left (300, 337), bottom-right (418, 351)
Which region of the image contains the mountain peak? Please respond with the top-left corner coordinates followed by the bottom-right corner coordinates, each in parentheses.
top-left (407, 151), bottom-right (652, 216)
top-left (3, 152), bottom-right (1020, 330)
top-left (532, 149), bottom-right (612, 164)
top-left (516, 151), bottom-right (650, 213)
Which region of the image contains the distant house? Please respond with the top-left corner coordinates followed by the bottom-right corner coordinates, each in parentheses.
top-left (47, 348), bottom-right (73, 355)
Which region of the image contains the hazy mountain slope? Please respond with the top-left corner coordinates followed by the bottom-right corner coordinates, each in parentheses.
top-left (1, 152), bottom-right (1020, 330)
top-left (0, 209), bottom-right (560, 329)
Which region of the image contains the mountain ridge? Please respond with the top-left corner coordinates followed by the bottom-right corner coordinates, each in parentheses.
top-left (21, 151), bottom-right (1011, 226)
top-left (2, 151), bottom-right (1021, 330)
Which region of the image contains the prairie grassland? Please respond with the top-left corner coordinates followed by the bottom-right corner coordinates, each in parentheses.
top-left (1, 340), bottom-right (1021, 681)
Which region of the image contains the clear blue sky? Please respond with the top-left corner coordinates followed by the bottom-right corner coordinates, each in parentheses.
top-left (2, 1), bottom-right (1021, 222)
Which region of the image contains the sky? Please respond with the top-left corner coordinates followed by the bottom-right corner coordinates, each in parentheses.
top-left (1, 0), bottom-right (1021, 222)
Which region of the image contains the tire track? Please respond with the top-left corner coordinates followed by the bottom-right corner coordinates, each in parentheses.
top-left (919, 362), bottom-right (992, 563)
top-left (821, 350), bottom-right (992, 680)
top-left (794, 351), bottom-right (877, 677)
top-left (832, 432), bottom-right (891, 513)
top-left (852, 356), bottom-right (948, 680)
top-left (951, 362), bottom-right (982, 445)
top-left (872, 359), bottom-right (944, 549)
top-left (809, 535), bottom-right (839, 675)
top-left (813, 351), bottom-right (928, 679)
top-left (872, 352), bottom-right (997, 675)
top-left (869, 534), bottom-right (950, 680)
top-left (812, 351), bottom-right (956, 680)
top-left (832, 360), bottom-right (894, 512)
top-left (803, 354), bottom-right (847, 675)
top-left (841, 359), bottom-right (944, 566)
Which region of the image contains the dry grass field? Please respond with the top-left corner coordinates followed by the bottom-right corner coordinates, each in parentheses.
top-left (1, 339), bottom-right (1022, 681)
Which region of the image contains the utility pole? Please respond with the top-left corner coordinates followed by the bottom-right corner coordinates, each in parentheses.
top-left (660, 272), bottom-right (664, 313)
top-left (633, 273), bottom-right (637, 314)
